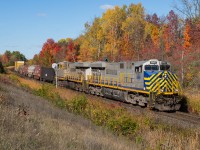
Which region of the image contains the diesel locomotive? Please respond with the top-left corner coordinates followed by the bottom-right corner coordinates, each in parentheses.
top-left (54, 59), bottom-right (182, 111)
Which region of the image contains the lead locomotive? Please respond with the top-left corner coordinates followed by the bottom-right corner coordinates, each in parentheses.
top-left (55, 59), bottom-right (181, 111)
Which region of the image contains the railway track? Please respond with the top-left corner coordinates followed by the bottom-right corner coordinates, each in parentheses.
top-left (87, 93), bottom-right (200, 128)
top-left (91, 94), bottom-right (200, 127)
top-left (163, 111), bottom-right (200, 125)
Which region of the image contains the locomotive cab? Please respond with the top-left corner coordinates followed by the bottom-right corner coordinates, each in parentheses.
top-left (143, 59), bottom-right (171, 72)
top-left (56, 61), bottom-right (71, 79)
top-left (143, 59), bottom-right (159, 72)
top-left (159, 61), bottom-right (171, 71)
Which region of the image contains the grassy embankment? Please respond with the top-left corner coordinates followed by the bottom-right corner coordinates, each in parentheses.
top-left (0, 73), bottom-right (200, 149)
top-left (183, 88), bottom-right (200, 114)
top-left (0, 80), bottom-right (136, 149)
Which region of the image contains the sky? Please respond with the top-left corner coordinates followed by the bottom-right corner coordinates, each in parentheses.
top-left (0, 0), bottom-right (176, 59)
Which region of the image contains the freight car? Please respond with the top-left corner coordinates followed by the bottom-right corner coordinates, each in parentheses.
top-left (15, 59), bottom-right (182, 111)
top-left (27, 65), bottom-right (36, 78)
top-left (40, 67), bottom-right (55, 82)
top-left (14, 61), bottom-right (24, 72)
top-left (18, 65), bottom-right (55, 82)
top-left (55, 59), bottom-right (182, 111)
top-left (20, 65), bottom-right (28, 76)
top-left (33, 65), bottom-right (41, 80)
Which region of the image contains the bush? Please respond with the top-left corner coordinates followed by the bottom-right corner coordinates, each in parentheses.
top-left (66, 96), bottom-right (88, 114)
top-left (34, 84), bottom-right (53, 100)
top-left (33, 84), bottom-right (66, 108)
top-left (9, 75), bottom-right (20, 83)
top-left (0, 62), bottom-right (5, 73)
top-left (53, 93), bottom-right (66, 109)
top-left (65, 97), bottom-right (138, 137)
top-left (106, 115), bottom-right (138, 136)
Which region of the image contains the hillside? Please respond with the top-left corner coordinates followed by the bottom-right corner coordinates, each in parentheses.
top-left (0, 72), bottom-right (200, 149)
top-left (0, 81), bottom-right (135, 150)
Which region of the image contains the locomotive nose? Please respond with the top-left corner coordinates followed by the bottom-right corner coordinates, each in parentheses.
top-left (159, 71), bottom-right (179, 93)
top-left (144, 70), bottom-right (180, 94)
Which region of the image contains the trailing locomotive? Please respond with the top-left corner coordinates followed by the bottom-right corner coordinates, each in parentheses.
top-left (55, 59), bottom-right (182, 111)
top-left (16, 59), bottom-right (182, 111)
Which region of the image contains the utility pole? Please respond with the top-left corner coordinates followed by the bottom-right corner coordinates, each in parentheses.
top-left (181, 50), bottom-right (184, 86)
top-left (55, 68), bottom-right (58, 88)
top-left (52, 63), bottom-right (58, 88)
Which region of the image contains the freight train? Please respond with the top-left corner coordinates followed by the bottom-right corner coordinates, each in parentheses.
top-left (17, 59), bottom-right (182, 111)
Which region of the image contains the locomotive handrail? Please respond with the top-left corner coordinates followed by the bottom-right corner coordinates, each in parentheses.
top-left (88, 74), bottom-right (120, 88)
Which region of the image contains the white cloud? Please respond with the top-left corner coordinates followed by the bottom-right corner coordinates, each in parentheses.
top-left (37, 13), bottom-right (47, 17)
top-left (100, 4), bottom-right (114, 10)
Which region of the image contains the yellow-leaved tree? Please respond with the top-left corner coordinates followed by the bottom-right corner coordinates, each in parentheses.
top-left (122, 3), bottom-right (145, 61)
top-left (101, 6), bottom-right (126, 62)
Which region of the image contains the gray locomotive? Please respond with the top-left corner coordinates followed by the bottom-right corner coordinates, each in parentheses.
top-left (54, 59), bottom-right (182, 111)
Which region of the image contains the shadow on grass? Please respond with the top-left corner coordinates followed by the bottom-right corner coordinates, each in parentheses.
top-left (179, 95), bottom-right (189, 112)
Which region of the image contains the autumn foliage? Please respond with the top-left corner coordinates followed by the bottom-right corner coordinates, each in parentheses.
top-left (0, 50), bottom-right (26, 66)
top-left (29, 3), bottom-right (200, 87)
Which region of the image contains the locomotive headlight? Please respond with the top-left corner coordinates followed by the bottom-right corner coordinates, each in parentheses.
top-left (175, 89), bottom-right (178, 92)
top-left (160, 89), bottom-right (164, 92)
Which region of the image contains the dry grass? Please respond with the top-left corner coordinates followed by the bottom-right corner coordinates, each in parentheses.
top-left (1, 73), bottom-right (200, 149)
top-left (135, 114), bottom-right (200, 149)
top-left (184, 88), bottom-right (200, 114)
top-left (0, 82), bottom-right (137, 150)
top-left (54, 86), bottom-right (79, 100)
top-left (18, 77), bottom-right (42, 91)
top-left (13, 74), bottom-right (79, 100)
top-left (0, 106), bottom-right (135, 150)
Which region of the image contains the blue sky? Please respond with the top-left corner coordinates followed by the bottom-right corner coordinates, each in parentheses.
top-left (0, 0), bottom-right (175, 59)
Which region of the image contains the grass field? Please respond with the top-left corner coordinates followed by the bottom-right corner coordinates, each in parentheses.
top-left (184, 88), bottom-right (200, 114)
top-left (0, 80), bottom-right (136, 150)
top-left (0, 73), bottom-right (200, 149)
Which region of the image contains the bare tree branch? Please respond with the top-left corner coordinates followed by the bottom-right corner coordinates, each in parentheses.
top-left (174, 0), bottom-right (200, 20)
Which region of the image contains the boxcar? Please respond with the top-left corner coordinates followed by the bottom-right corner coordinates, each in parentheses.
top-left (15, 61), bottom-right (24, 72)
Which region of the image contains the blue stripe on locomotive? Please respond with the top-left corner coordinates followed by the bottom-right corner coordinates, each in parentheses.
top-left (143, 70), bottom-right (159, 90)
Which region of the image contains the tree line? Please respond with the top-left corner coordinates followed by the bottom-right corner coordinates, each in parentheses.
top-left (0, 50), bottom-right (26, 66)
top-left (31, 2), bottom-right (199, 87)
top-left (1, 1), bottom-right (200, 87)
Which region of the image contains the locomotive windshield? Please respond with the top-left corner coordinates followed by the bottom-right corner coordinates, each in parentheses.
top-left (160, 64), bottom-right (170, 71)
top-left (145, 65), bottom-right (159, 71)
